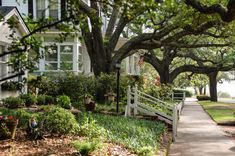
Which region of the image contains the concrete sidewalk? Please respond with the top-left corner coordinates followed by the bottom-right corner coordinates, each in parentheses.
top-left (169, 98), bottom-right (235, 156)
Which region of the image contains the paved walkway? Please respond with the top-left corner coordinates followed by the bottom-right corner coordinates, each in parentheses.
top-left (169, 98), bottom-right (235, 156)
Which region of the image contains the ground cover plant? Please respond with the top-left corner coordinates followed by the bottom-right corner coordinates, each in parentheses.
top-left (77, 113), bottom-right (167, 155)
top-left (199, 101), bottom-right (235, 123)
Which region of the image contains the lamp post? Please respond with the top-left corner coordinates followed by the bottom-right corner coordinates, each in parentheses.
top-left (115, 62), bottom-right (121, 114)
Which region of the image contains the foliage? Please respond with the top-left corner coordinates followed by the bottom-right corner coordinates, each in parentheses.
top-left (27, 75), bottom-right (59, 96)
top-left (2, 97), bottom-right (24, 109)
top-left (199, 101), bottom-right (235, 123)
top-left (43, 107), bottom-right (78, 134)
top-left (173, 89), bottom-right (192, 100)
top-left (91, 113), bottom-right (166, 155)
top-left (73, 139), bottom-right (102, 156)
top-left (44, 95), bottom-right (55, 105)
top-left (56, 95), bottom-right (71, 109)
top-left (0, 108), bottom-right (40, 128)
top-left (36, 95), bottom-right (46, 105)
top-left (0, 115), bottom-right (18, 139)
top-left (1, 81), bottom-right (23, 91)
top-left (197, 95), bottom-right (211, 101)
top-left (20, 94), bottom-right (37, 107)
top-left (13, 109), bottom-right (40, 128)
top-left (56, 74), bottom-right (97, 103)
top-left (78, 113), bottom-right (107, 139)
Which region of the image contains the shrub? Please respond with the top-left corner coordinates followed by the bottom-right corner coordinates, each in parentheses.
top-left (197, 95), bottom-right (211, 101)
top-left (73, 139), bottom-right (101, 156)
top-left (3, 97), bottom-right (24, 109)
top-left (78, 113), bottom-right (106, 139)
top-left (57, 95), bottom-right (71, 109)
top-left (173, 89), bottom-right (192, 100)
top-left (57, 74), bottom-right (97, 103)
top-left (37, 95), bottom-right (46, 105)
top-left (20, 94), bottom-right (37, 107)
top-left (13, 109), bottom-right (40, 128)
top-left (45, 95), bottom-right (55, 105)
top-left (27, 75), bottom-right (59, 96)
top-left (43, 107), bottom-right (78, 134)
top-left (1, 81), bottom-right (23, 91)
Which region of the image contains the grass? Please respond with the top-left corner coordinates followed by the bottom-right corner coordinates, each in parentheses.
top-left (91, 113), bottom-right (166, 155)
top-left (199, 101), bottom-right (235, 123)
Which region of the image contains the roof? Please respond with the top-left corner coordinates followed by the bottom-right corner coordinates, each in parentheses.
top-left (0, 6), bottom-right (15, 17)
top-left (0, 6), bottom-right (30, 35)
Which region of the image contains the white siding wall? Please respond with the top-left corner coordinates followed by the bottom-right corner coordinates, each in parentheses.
top-left (2, 0), bottom-right (28, 16)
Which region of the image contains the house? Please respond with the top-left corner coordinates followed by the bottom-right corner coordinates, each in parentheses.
top-left (0, 6), bottom-right (30, 98)
top-left (0, 0), bottom-right (140, 76)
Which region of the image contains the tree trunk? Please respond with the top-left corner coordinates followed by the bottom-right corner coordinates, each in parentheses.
top-left (199, 86), bottom-right (203, 95)
top-left (208, 71), bottom-right (218, 102)
top-left (203, 86), bottom-right (206, 95)
top-left (159, 65), bottom-right (173, 84)
top-left (194, 87), bottom-right (198, 95)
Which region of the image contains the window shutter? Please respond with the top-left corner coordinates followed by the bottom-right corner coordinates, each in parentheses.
top-left (61, 0), bottom-right (66, 18)
top-left (28, 0), bottom-right (33, 18)
top-left (0, 0), bottom-right (2, 6)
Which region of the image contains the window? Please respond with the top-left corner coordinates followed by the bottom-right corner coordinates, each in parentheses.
top-left (60, 45), bottom-right (73, 70)
top-left (35, 0), bottom-right (60, 19)
top-left (45, 45), bottom-right (58, 70)
top-left (0, 46), bottom-right (6, 62)
top-left (78, 46), bottom-right (83, 71)
top-left (36, 0), bottom-right (45, 19)
top-left (43, 44), bottom-right (74, 71)
top-left (49, 0), bottom-right (59, 19)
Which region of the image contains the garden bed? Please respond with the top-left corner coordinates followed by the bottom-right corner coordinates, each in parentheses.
top-left (0, 129), bottom-right (138, 156)
top-left (0, 106), bottom-right (170, 155)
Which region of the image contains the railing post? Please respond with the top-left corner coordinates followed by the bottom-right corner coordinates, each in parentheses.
top-left (182, 92), bottom-right (186, 108)
top-left (126, 86), bottom-right (131, 116)
top-left (173, 104), bottom-right (178, 142)
top-left (172, 93), bottom-right (174, 101)
top-left (134, 84), bottom-right (138, 116)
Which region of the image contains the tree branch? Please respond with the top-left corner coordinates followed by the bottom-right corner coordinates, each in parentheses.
top-left (0, 71), bottom-right (25, 82)
top-left (185, 0), bottom-right (235, 22)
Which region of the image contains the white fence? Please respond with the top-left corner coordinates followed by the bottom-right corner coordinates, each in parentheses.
top-left (125, 85), bottom-right (185, 141)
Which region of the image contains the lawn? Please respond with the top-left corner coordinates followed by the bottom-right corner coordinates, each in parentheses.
top-left (199, 101), bottom-right (235, 123)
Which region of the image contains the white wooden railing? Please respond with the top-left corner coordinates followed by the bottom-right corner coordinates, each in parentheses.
top-left (125, 85), bottom-right (185, 141)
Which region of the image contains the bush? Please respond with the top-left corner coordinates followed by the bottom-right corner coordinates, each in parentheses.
top-left (73, 139), bottom-right (101, 156)
top-left (57, 74), bottom-right (97, 103)
top-left (13, 109), bottom-right (40, 128)
top-left (78, 113), bottom-right (106, 139)
top-left (197, 95), bottom-right (211, 101)
top-left (173, 89), bottom-right (192, 100)
top-left (20, 94), bottom-right (37, 107)
top-left (3, 97), bottom-right (24, 109)
top-left (57, 95), bottom-right (71, 109)
top-left (37, 95), bottom-right (46, 105)
top-left (43, 107), bottom-right (78, 134)
top-left (45, 95), bottom-right (55, 105)
top-left (27, 75), bottom-right (59, 96)
top-left (1, 81), bottom-right (23, 91)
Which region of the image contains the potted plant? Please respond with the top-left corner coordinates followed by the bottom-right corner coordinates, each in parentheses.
top-left (84, 94), bottom-right (93, 104)
top-left (104, 92), bottom-right (116, 102)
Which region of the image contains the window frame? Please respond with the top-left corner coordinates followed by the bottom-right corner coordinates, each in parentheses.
top-left (33, 0), bottom-right (61, 20)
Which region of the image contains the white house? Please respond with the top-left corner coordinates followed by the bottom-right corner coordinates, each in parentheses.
top-left (0, 6), bottom-right (30, 98)
top-left (0, 0), bottom-right (140, 76)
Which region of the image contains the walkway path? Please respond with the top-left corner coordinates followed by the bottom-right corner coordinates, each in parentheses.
top-left (169, 98), bottom-right (235, 156)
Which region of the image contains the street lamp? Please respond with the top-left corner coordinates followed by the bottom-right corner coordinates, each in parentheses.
top-left (115, 62), bottom-right (121, 114)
